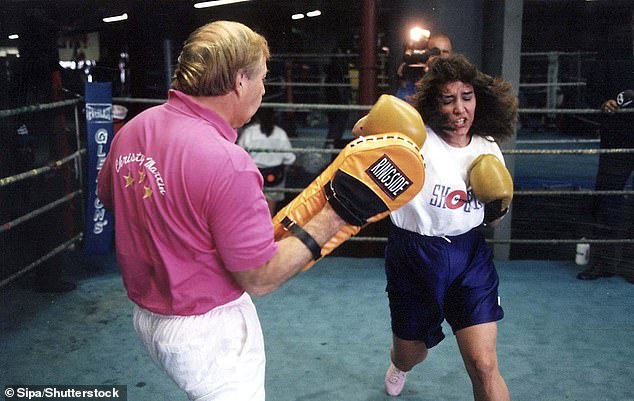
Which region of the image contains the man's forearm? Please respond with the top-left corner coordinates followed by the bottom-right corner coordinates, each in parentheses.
top-left (232, 204), bottom-right (346, 296)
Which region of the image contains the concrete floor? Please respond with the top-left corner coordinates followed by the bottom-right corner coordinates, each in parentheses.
top-left (1, 251), bottom-right (633, 401)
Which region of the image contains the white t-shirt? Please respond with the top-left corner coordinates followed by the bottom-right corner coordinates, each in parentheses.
top-left (238, 123), bottom-right (296, 168)
top-left (390, 126), bottom-right (505, 237)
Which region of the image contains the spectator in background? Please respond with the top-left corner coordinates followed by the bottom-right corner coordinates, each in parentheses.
top-left (238, 107), bottom-right (296, 215)
top-left (577, 7), bottom-right (634, 283)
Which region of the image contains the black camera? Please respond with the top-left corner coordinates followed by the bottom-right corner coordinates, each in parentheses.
top-left (401, 27), bottom-right (439, 66)
top-left (403, 47), bottom-right (441, 66)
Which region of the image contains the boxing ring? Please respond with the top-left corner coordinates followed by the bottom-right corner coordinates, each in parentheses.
top-left (1, 94), bottom-right (634, 400)
top-left (3, 98), bottom-right (634, 288)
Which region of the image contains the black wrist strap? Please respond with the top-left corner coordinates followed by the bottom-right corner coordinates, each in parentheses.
top-left (281, 216), bottom-right (322, 261)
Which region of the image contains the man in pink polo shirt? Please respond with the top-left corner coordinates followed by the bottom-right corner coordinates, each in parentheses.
top-left (97, 21), bottom-right (347, 401)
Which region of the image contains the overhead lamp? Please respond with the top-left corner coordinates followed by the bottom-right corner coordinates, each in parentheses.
top-left (291, 13), bottom-right (305, 20)
top-left (306, 10), bottom-right (321, 17)
top-left (103, 13), bottom-right (128, 23)
top-left (8, 34), bottom-right (19, 40)
top-left (194, 0), bottom-right (251, 8)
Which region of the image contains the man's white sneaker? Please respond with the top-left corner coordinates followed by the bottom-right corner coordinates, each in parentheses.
top-left (384, 362), bottom-right (408, 396)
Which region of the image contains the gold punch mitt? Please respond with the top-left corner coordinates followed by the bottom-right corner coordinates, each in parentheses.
top-left (273, 133), bottom-right (424, 270)
top-left (352, 94), bottom-right (427, 147)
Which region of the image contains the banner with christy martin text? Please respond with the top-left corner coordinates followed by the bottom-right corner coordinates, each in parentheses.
top-left (84, 82), bottom-right (114, 255)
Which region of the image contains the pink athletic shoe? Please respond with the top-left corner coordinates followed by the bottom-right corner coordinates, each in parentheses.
top-left (384, 362), bottom-right (408, 396)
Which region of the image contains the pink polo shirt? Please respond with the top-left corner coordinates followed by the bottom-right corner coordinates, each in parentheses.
top-left (97, 90), bottom-right (278, 315)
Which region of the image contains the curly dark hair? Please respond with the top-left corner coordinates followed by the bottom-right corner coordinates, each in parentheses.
top-left (412, 54), bottom-right (518, 143)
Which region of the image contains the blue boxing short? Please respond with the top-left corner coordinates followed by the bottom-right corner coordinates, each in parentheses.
top-left (384, 225), bottom-right (504, 348)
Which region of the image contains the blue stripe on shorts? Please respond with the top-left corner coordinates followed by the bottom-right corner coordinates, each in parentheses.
top-left (384, 225), bottom-right (504, 348)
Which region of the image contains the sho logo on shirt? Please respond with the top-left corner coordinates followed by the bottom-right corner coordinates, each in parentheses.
top-left (366, 154), bottom-right (412, 199)
top-left (430, 184), bottom-right (483, 212)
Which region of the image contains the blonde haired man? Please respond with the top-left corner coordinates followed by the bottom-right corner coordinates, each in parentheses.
top-left (98, 21), bottom-right (346, 401)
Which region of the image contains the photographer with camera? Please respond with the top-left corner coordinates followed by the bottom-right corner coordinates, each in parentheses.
top-left (396, 31), bottom-right (453, 104)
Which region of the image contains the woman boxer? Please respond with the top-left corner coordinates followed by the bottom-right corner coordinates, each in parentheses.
top-left (383, 54), bottom-right (518, 401)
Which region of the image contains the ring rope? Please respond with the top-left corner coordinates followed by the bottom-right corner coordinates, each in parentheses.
top-left (108, 98), bottom-right (634, 115)
top-left (0, 190), bottom-right (82, 234)
top-left (0, 99), bottom-right (81, 119)
top-left (518, 108), bottom-right (634, 114)
top-left (101, 97), bottom-right (634, 117)
top-left (289, 137), bottom-right (335, 144)
top-left (0, 234), bottom-right (83, 289)
top-left (270, 187), bottom-right (634, 197)
top-left (516, 139), bottom-right (599, 145)
top-left (346, 237), bottom-right (634, 244)
top-left (0, 97), bottom-right (621, 116)
top-left (247, 145), bottom-right (634, 156)
top-left (0, 150), bottom-right (85, 188)
top-left (265, 82), bottom-right (353, 88)
top-left (504, 148), bottom-right (634, 155)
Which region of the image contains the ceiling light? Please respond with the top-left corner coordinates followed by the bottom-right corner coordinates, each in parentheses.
top-left (194, 0), bottom-right (250, 8)
top-left (103, 13), bottom-right (128, 23)
top-left (306, 10), bottom-right (321, 17)
top-left (291, 13), bottom-right (305, 20)
top-left (8, 34), bottom-right (19, 40)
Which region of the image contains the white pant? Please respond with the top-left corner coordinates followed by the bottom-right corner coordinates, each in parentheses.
top-left (133, 293), bottom-right (266, 401)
